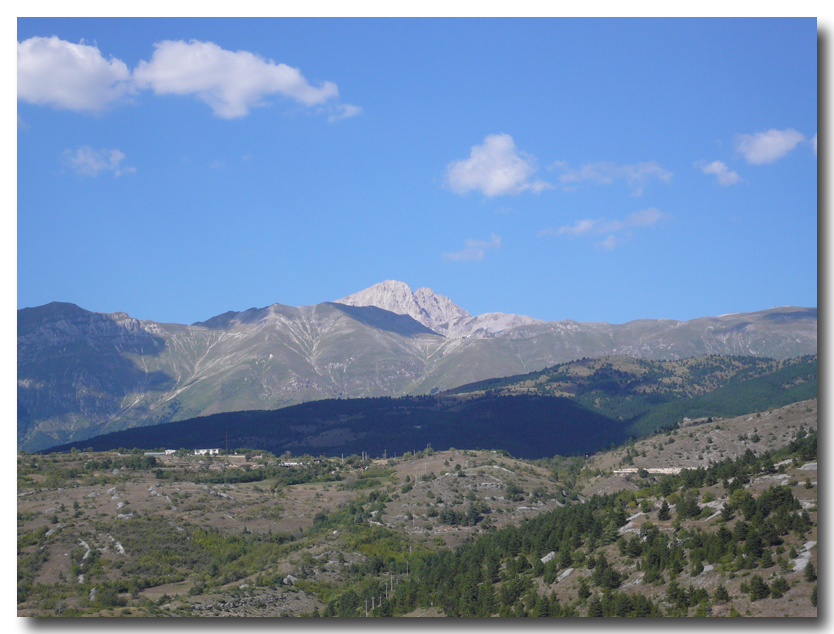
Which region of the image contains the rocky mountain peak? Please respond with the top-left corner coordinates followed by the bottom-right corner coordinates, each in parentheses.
top-left (335, 280), bottom-right (470, 333)
top-left (413, 286), bottom-right (471, 325)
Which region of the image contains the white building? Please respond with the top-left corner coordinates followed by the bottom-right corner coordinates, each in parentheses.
top-left (194, 448), bottom-right (220, 456)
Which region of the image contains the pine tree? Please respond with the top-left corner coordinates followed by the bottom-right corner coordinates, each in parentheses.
top-left (587, 596), bottom-right (603, 617)
top-left (658, 500), bottom-right (671, 521)
top-left (534, 594), bottom-right (549, 617)
top-left (748, 575), bottom-right (770, 601)
top-left (769, 577), bottom-right (789, 599)
top-left (577, 577), bottom-right (591, 600)
top-left (713, 584), bottom-right (730, 604)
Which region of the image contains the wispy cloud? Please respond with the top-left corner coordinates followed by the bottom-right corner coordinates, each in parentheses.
top-left (811, 133), bottom-right (817, 156)
top-left (327, 103), bottom-right (363, 123)
top-left (445, 134), bottom-right (551, 197)
top-left (539, 208), bottom-right (667, 250)
top-left (734, 128), bottom-right (806, 165)
top-left (63, 146), bottom-right (136, 177)
top-left (443, 234), bottom-right (502, 262)
top-left (552, 161), bottom-right (672, 196)
top-left (597, 235), bottom-right (618, 251)
top-left (18, 36), bottom-right (132, 113)
top-left (695, 160), bottom-right (741, 186)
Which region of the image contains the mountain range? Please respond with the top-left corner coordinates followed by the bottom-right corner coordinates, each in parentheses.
top-left (17, 280), bottom-right (817, 452)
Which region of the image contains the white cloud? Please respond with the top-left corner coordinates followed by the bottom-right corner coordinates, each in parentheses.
top-left (18, 36), bottom-right (132, 112)
top-left (445, 134), bottom-right (551, 197)
top-left (19, 37), bottom-right (353, 121)
top-left (539, 208), bottom-right (667, 249)
top-left (734, 128), bottom-right (806, 165)
top-left (546, 218), bottom-right (600, 237)
top-left (443, 234), bottom-right (502, 262)
top-left (132, 40), bottom-right (339, 119)
top-left (328, 103), bottom-right (363, 123)
top-left (553, 161), bottom-right (672, 196)
top-left (63, 146), bottom-right (136, 177)
top-left (811, 133), bottom-right (817, 156)
top-left (695, 160), bottom-right (741, 186)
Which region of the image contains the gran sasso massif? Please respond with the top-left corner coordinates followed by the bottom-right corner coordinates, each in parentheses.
top-left (18, 280), bottom-right (816, 451)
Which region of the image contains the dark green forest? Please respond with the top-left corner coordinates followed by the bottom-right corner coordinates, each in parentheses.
top-left (45, 355), bottom-right (816, 461)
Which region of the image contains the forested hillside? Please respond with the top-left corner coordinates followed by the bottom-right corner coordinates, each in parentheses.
top-left (44, 355), bottom-right (817, 460)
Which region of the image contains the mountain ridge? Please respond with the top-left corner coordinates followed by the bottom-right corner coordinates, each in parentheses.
top-left (17, 282), bottom-right (817, 452)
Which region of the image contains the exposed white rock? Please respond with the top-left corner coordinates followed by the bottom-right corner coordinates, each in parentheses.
top-left (791, 540), bottom-right (816, 572)
top-left (413, 286), bottom-right (471, 326)
top-left (557, 567), bottom-right (574, 582)
top-left (335, 280), bottom-right (541, 339)
top-left (336, 280), bottom-right (469, 334)
top-left (441, 312), bottom-right (542, 339)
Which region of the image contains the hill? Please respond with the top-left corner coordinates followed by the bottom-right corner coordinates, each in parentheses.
top-left (447, 354), bottom-right (817, 438)
top-left (43, 354), bottom-right (816, 460)
top-left (44, 395), bottom-right (629, 460)
top-left (17, 399), bottom-right (817, 617)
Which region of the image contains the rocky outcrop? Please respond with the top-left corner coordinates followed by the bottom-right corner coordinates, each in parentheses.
top-left (335, 280), bottom-right (539, 338)
top-left (336, 279), bottom-right (468, 333)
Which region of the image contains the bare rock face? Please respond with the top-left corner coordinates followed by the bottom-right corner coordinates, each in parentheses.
top-left (412, 286), bottom-right (471, 328)
top-left (441, 312), bottom-right (543, 339)
top-left (336, 280), bottom-right (470, 334)
top-left (335, 280), bottom-right (540, 338)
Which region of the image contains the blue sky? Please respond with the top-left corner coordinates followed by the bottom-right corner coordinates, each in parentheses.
top-left (16, 18), bottom-right (818, 325)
